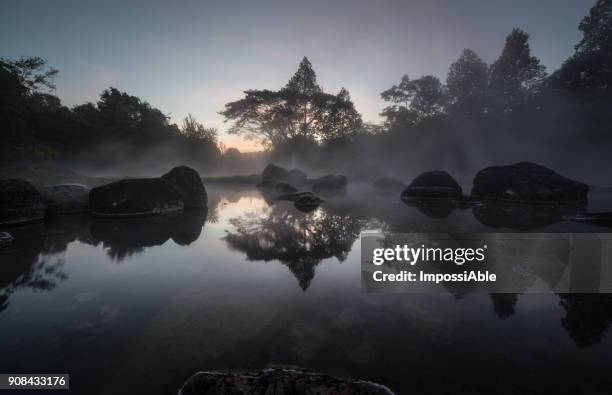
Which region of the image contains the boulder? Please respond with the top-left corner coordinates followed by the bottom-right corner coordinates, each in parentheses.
top-left (0, 179), bottom-right (45, 226)
top-left (471, 162), bottom-right (588, 202)
top-left (261, 164), bottom-right (289, 183)
top-left (373, 178), bottom-right (406, 195)
top-left (161, 166), bottom-right (207, 208)
top-left (275, 182), bottom-right (298, 194)
top-left (90, 178), bottom-right (184, 217)
top-left (294, 194), bottom-right (323, 212)
top-left (0, 232), bottom-right (13, 247)
top-left (401, 170), bottom-right (462, 199)
top-left (260, 164), bottom-right (308, 187)
top-left (180, 368), bottom-right (394, 395)
top-left (42, 184), bottom-right (90, 214)
top-left (277, 191), bottom-right (321, 202)
top-left (312, 175), bottom-right (348, 193)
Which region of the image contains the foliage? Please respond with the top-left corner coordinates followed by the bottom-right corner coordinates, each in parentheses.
top-left (221, 57), bottom-right (363, 148)
top-left (446, 49), bottom-right (489, 116)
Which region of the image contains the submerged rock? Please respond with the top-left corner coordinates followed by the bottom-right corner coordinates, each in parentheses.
top-left (312, 174), bottom-right (348, 195)
top-left (401, 170), bottom-right (462, 199)
top-left (0, 232), bottom-right (13, 247)
top-left (179, 368), bottom-right (394, 395)
top-left (373, 178), bottom-right (406, 195)
top-left (90, 178), bottom-right (183, 217)
top-left (162, 166), bottom-right (208, 208)
top-left (471, 162), bottom-right (588, 202)
top-left (0, 179), bottom-right (45, 226)
top-left (42, 184), bottom-right (90, 214)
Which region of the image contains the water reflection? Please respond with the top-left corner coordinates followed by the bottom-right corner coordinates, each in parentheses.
top-left (1, 186), bottom-right (612, 357)
top-left (91, 209), bottom-right (207, 261)
top-left (224, 202), bottom-right (362, 290)
top-left (0, 224), bottom-right (68, 313)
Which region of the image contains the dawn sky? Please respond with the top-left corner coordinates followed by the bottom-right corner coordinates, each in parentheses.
top-left (1, 0), bottom-right (594, 151)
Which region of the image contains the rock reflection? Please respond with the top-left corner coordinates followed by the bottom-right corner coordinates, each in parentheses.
top-left (91, 209), bottom-right (207, 261)
top-left (473, 201), bottom-right (585, 230)
top-left (224, 203), bottom-right (362, 290)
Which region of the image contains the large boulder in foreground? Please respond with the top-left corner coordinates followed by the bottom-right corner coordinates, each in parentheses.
top-left (162, 166), bottom-right (207, 208)
top-left (471, 162), bottom-right (588, 202)
top-left (90, 178), bottom-right (184, 217)
top-left (180, 368), bottom-right (393, 395)
top-left (0, 179), bottom-right (45, 226)
top-left (42, 184), bottom-right (90, 214)
top-left (401, 170), bottom-right (462, 199)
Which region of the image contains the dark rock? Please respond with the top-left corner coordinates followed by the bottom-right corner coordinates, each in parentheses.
top-left (294, 194), bottom-right (323, 212)
top-left (373, 178), bottom-right (406, 195)
top-left (277, 191), bottom-right (321, 202)
top-left (42, 184), bottom-right (90, 214)
top-left (260, 164), bottom-right (308, 187)
top-left (162, 166), bottom-right (207, 208)
top-left (0, 179), bottom-right (45, 226)
top-left (0, 232), bottom-right (13, 247)
top-left (312, 175), bottom-right (348, 194)
top-left (275, 182), bottom-right (298, 194)
top-left (261, 164), bottom-right (289, 183)
top-left (471, 162), bottom-right (588, 202)
top-left (401, 170), bottom-right (462, 199)
top-left (90, 178), bottom-right (184, 217)
top-left (180, 368), bottom-right (394, 395)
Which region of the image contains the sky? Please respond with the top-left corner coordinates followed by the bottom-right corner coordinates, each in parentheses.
top-left (1, 0), bottom-right (595, 151)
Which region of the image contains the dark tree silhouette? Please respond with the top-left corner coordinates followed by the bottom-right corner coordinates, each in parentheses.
top-left (489, 28), bottom-right (546, 114)
top-left (381, 75), bottom-right (445, 126)
top-left (220, 57), bottom-right (363, 148)
top-left (446, 49), bottom-right (489, 116)
top-left (553, 0), bottom-right (612, 94)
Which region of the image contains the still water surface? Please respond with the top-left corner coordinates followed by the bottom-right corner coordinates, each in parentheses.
top-left (1, 185), bottom-right (612, 394)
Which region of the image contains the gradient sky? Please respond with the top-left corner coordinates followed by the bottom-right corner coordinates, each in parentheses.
top-left (1, 0), bottom-right (595, 151)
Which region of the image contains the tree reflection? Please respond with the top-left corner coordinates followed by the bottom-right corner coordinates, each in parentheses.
top-left (0, 224), bottom-right (68, 313)
top-left (224, 203), bottom-right (362, 290)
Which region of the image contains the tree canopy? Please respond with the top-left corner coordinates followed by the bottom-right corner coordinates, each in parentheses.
top-left (220, 57), bottom-right (363, 148)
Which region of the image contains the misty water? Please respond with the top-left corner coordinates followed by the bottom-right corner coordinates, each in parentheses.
top-left (2, 184), bottom-right (612, 394)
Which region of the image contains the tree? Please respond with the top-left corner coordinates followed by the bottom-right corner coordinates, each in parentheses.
top-left (0, 56), bottom-right (58, 96)
top-left (553, 0), bottom-right (612, 93)
top-left (220, 57), bottom-right (362, 147)
top-left (446, 49), bottom-right (489, 116)
top-left (489, 28), bottom-right (546, 113)
top-left (181, 113), bottom-right (218, 144)
top-left (380, 74), bottom-right (446, 126)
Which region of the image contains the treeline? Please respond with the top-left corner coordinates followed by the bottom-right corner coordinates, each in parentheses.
top-left (222, 0), bottom-right (612, 184)
top-left (0, 58), bottom-right (223, 173)
top-left (1, 0), bottom-right (611, 183)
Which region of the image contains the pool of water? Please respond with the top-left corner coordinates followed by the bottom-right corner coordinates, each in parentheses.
top-left (1, 185), bottom-right (612, 394)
